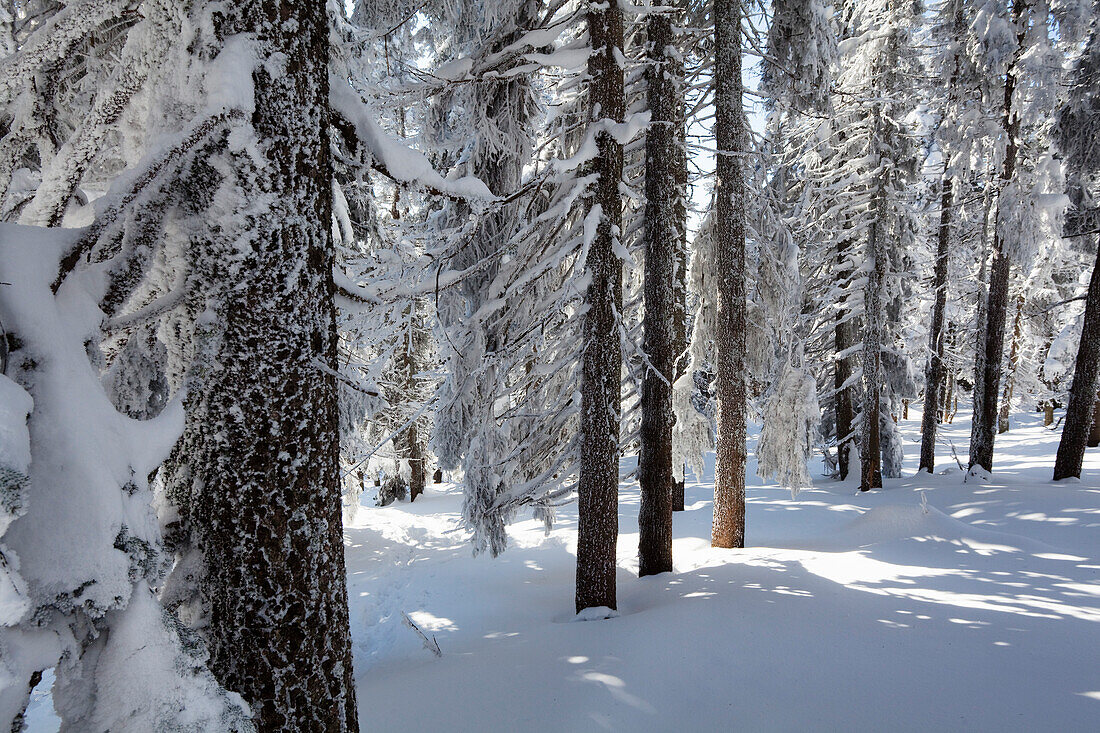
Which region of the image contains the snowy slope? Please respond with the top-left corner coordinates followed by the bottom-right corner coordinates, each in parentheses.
top-left (346, 406), bottom-right (1100, 732)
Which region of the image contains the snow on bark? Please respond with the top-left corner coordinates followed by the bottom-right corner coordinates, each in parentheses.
top-left (163, 2), bottom-right (358, 727)
top-left (638, 9), bottom-right (679, 577)
top-left (577, 1), bottom-right (625, 613)
top-left (711, 0), bottom-right (747, 549)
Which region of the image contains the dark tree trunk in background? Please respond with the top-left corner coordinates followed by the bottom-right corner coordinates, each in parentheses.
top-left (919, 174), bottom-right (952, 473)
top-left (400, 304), bottom-right (428, 502)
top-left (970, 0), bottom-right (1026, 474)
top-left (576, 2), bottom-right (625, 613)
top-left (711, 0), bottom-right (747, 549)
top-left (638, 10), bottom-right (678, 577)
top-left (834, 232), bottom-right (857, 480)
top-left (1055, 241), bottom-right (1100, 479)
top-left (171, 1), bottom-right (359, 728)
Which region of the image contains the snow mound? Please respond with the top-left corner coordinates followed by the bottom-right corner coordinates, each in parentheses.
top-left (573, 606), bottom-right (620, 622)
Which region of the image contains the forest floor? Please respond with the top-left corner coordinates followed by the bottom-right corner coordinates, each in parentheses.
top-left (21, 405), bottom-right (1100, 731)
top-left (345, 405), bottom-right (1100, 732)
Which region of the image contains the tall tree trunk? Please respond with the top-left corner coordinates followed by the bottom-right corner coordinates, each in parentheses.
top-left (576, 2), bottom-right (625, 613)
top-left (174, 1), bottom-right (358, 728)
top-left (711, 0), bottom-right (747, 549)
top-left (1055, 240), bottom-right (1100, 479)
top-left (860, 200), bottom-right (886, 491)
top-left (401, 303), bottom-right (428, 502)
top-left (970, 0), bottom-right (1026, 474)
top-left (919, 174), bottom-right (952, 472)
top-left (998, 292), bottom-right (1025, 434)
top-left (835, 231), bottom-right (857, 480)
top-left (638, 10), bottom-right (678, 577)
top-left (671, 5), bottom-right (689, 513)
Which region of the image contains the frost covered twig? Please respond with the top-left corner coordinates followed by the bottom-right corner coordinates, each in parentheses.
top-left (401, 612), bottom-right (442, 657)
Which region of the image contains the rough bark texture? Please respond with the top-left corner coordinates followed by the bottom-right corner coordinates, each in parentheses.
top-left (1088, 401), bottom-right (1100, 445)
top-left (638, 11), bottom-right (677, 577)
top-left (172, 2), bottom-right (358, 728)
top-left (711, 0), bottom-right (747, 549)
top-left (576, 2), bottom-right (625, 613)
top-left (920, 175), bottom-right (952, 472)
top-left (835, 232), bottom-right (857, 480)
top-left (671, 4), bottom-right (689, 513)
top-left (860, 204), bottom-right (885, 491)
top-left (1054, 240), bottom-right (1100, 479)
top-left (970, 0), bottom-right (1025, 474)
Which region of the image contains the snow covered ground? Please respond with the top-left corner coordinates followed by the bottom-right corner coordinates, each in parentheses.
top-left (22, 405), bottom-right (1100, 730)
top-left (346, 405), bottom-right (1100, 732)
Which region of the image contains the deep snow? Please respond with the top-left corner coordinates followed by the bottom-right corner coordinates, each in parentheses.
top-left (23, 404), bottom-right (1100, 730)
top-left (345, 405), bottom-right (1100, 732)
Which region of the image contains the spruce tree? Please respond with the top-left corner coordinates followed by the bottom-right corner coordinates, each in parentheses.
top-left (638, 4), bottom-right (682, 577)
top-left (711, 0), bottom-right (747, 548)
top-left (577, 0), bottom-right (625, 613)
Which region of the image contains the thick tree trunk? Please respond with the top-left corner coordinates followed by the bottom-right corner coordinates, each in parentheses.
top-left (576, 2), bottom-right (625, 613)
top-left (174, 1), bottom-right (358, 728)
top-left (1055, 241), bottom-right (1100, 478)
top-left (970, 0), bottom-right (1025, 474)
top-left (638, 11), bottom-right (678, 577)
top-left (860, 206), bottom-right (885, 491)
top-left (998, 293), bottom-right (1025, 434)
top-left (711, 0), bottom-right (747, 549)
top-left (835, 231), bottom-right (857, 480)
top-left (1043, 401), bottom-right (1054, 426)
top-left (919, 175), bottom-right (952, 472)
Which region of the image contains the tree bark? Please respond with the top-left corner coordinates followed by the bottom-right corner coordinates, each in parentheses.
top-left (638, 10), bottom-right (678, 577)
top-left (671, 3), bottom-right (689, 513)
top-left (919, 174), bottom-right (952, 472)
top-left (1055, 241), bottom-right (1100, 478)
top-left (171, 2), bottom-right (358, 728)
top-left (835, 231), bottom-right (857, 480)
top-left (711, 0), bottom-right (747, 549)
top-left (970, 0), bottom-right (1026, 474)
top-left (860, 203), bottom-right (885, 491)
top-left (576, 2), bottom-right (625, 613)
top-left (1086, 398), bottom-right (1100, 445)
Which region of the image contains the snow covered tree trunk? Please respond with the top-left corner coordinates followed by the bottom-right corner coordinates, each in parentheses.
top-left (638, 10), bottom-right (678, 577)
top-left (860, 200), bottom-right (885, 491)
top-left (999, 293), bottom-right (1025, 434)
top-left (835, 232), bottom-right (858, 480)
top-left (711, 0), bottom-right (747, 549)
top-left (576, 1), bottom-right (625, 613)
top-left (170, 2), bottom-right (358, 727)
top-left (1055, 241), bottom-right (1100, 479)
top-left (919, 174), bottom-right (952, 473)
top-left (671, 4), bottom-right (689, 514)
top-left (399, 301), bottom-right (428, 502)
top-left (970, 0), bottom-right (1026, 475)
